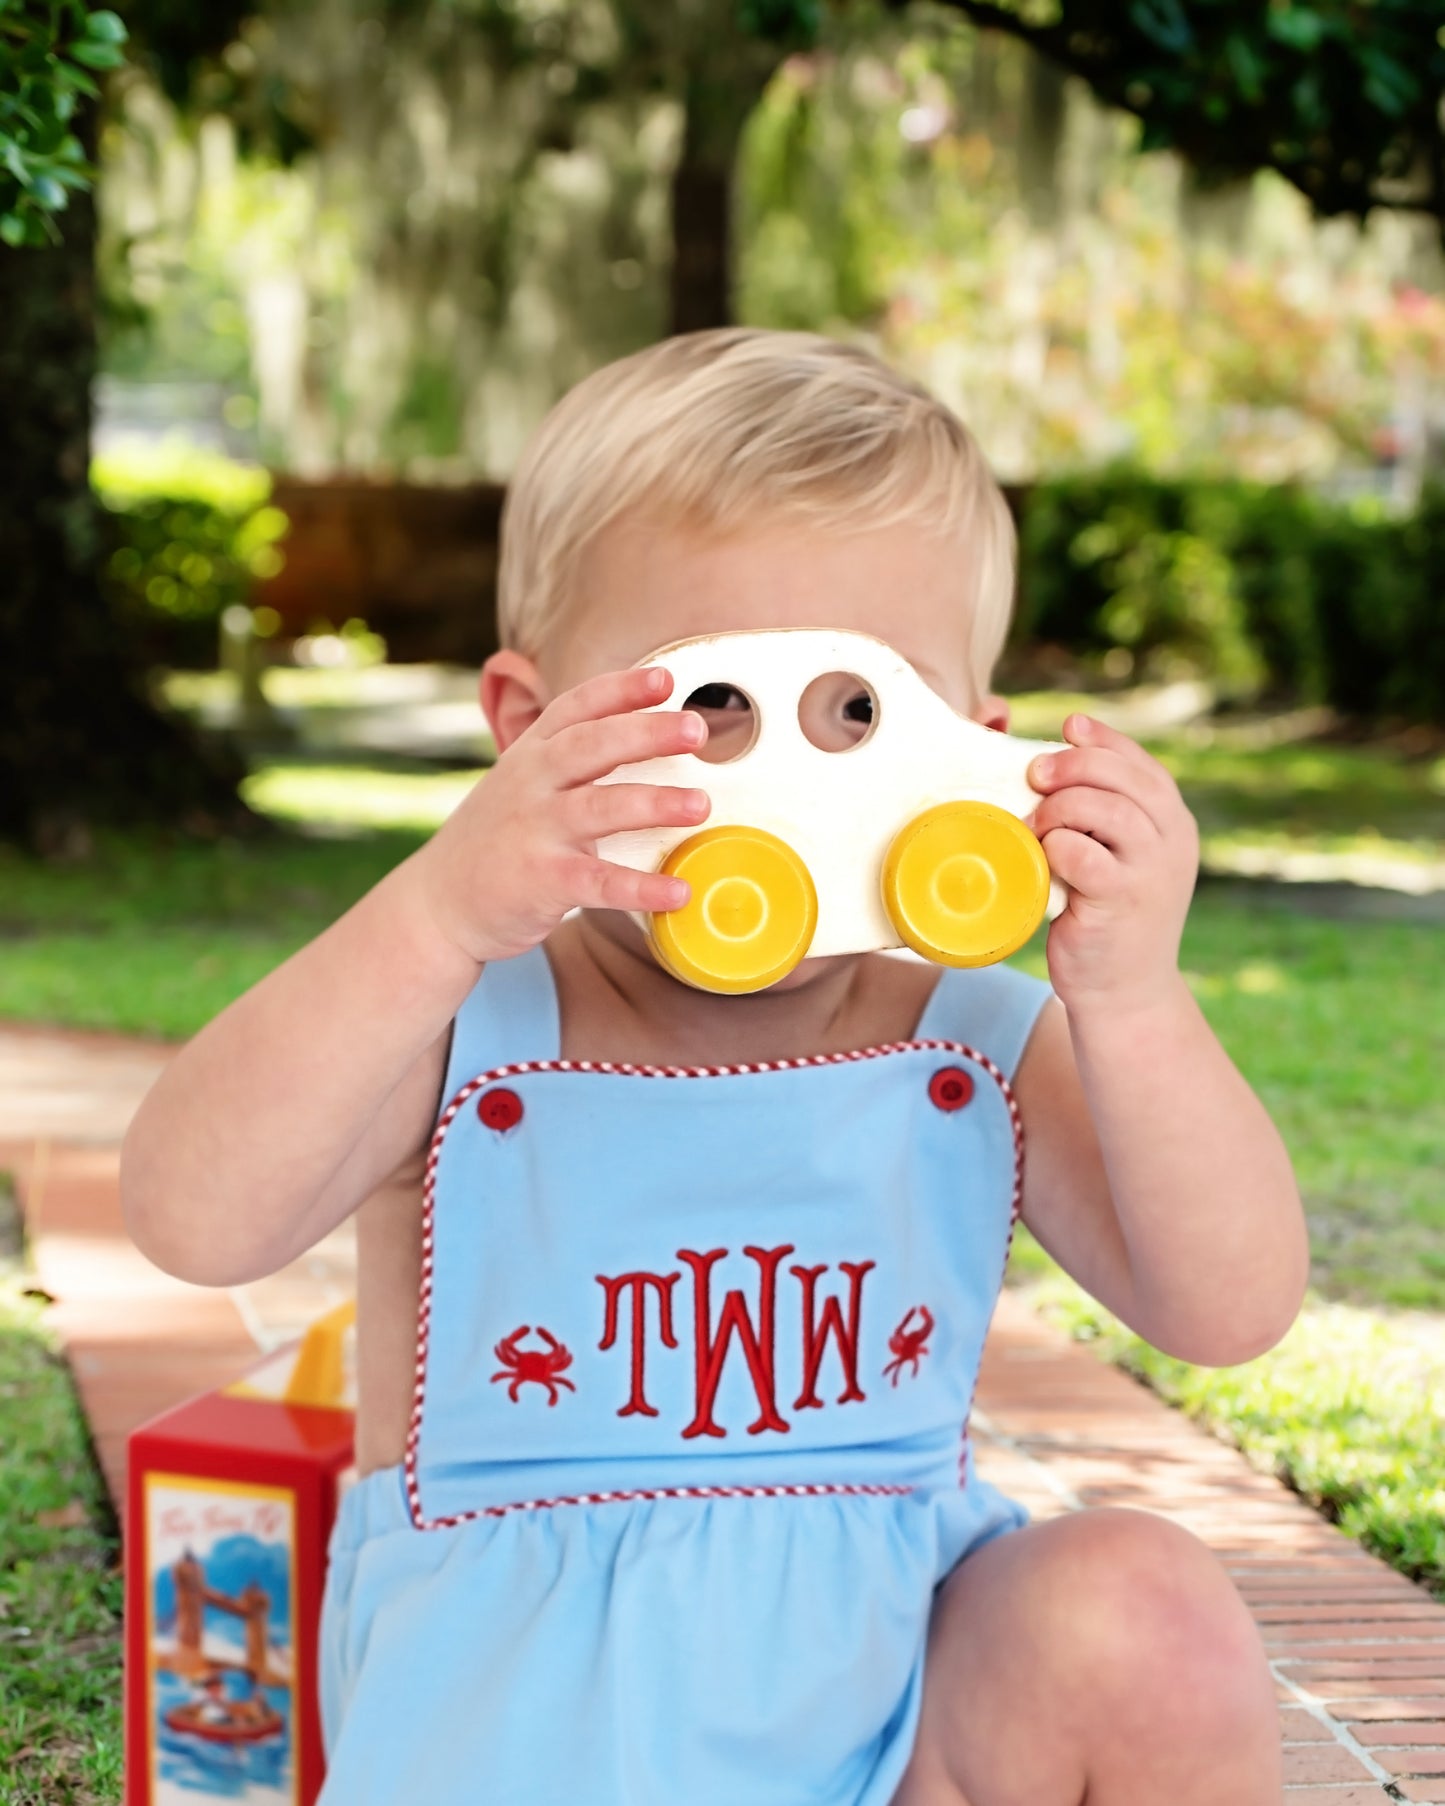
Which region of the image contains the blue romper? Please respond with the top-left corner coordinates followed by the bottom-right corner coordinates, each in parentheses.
top-left (318, 941), bottom-right (1053, 1806)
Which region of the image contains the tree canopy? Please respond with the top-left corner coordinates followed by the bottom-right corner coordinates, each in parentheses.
top-left (9, 1), bottom-right (1445, 250)
top-left (898, 0), bottom-right (1445, 235)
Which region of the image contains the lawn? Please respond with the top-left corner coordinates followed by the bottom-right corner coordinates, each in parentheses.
top-left (0, 1181), bottom-right (123, 1806)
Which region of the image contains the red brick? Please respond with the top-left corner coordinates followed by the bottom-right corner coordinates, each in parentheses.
top-left (1333, 1702), bottom-right (1445, 1723)
top-left (1281, 1745), bottom-right (1379, 1783)
top-left (1280, 1789), bottom-right (1405, 1803)
top-left (1283, 1664), bottom-right (1445, 1683)
top-left (1379, 1748), bottom-right (1445, 1776)
top-left (1279, 1707), bottom-right (1334, 1742)
top-left (1354, 1724), bottom-right (1445, 1747)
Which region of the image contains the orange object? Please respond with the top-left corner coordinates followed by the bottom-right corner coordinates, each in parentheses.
top-left (124, 1301), bottom-right (356, 1806)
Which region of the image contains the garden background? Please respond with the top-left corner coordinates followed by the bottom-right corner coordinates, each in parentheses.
top-left (2, 2), bottom-right (1445, 1800)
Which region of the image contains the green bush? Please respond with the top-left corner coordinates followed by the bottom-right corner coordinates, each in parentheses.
top-left (1015, 469), bottom-right (1445, 724)
top-left (92, 441), bottom-right (289, 668)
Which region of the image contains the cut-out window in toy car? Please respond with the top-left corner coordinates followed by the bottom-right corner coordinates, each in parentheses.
top-left (597, 627), bottom-right (1069, 995)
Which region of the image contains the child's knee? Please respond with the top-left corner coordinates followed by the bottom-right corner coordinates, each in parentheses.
top-left (1055, 1508), bottom-right (1273, 1736)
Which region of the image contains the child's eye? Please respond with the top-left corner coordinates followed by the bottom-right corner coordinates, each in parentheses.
top-left (843, 692), bottom-right (873, 725)
top-left (685, 683), bottom-right (751, 713)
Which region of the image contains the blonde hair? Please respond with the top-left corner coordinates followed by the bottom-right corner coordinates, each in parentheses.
top-left (497, 328), bottom-right (1017, 696)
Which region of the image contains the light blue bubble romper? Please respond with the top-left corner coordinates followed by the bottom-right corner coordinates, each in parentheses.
top-left (317, 940), bottom-right (1053, 1806)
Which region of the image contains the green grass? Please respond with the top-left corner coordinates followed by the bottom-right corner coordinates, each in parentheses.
top-left (1011, 882), bottom-right (1444, 1312)
top-left (0, 1185), bottom-right (123, 1805)
top-left (0, 816), bottom-right (427, 1039)
top-left (1009, 1253), bottom-right (1445, 1601)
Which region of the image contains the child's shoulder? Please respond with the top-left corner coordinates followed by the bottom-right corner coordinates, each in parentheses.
top-left (439, 943), bottom-right (560, 1105)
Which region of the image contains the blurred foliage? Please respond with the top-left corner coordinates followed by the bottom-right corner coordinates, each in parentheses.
top-left (1017, 471), bottom-right (1445, 724)
top-left (0, 0), bottom-right (126, 243)
top-left (92, 440), bottom-right (288, 666)
top-left (906, 0), bottom-right (1445, 237)
top-left (741, 26), bottom-right (1445, 484)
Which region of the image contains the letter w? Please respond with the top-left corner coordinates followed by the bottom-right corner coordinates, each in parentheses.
top-left (792, 1261), bottom-right (875, 1409)
top-left (678, 1244), bottom-right (794, 1439)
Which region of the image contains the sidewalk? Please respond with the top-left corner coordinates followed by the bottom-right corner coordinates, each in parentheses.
top-left (5, 1020), bottom-right (1445, 1802)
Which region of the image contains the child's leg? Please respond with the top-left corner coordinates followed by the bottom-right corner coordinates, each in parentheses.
top-left (891, 1507), bottom-right (1282, 1806)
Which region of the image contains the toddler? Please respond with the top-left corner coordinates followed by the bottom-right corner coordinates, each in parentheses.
top-left (121, 329), bottom-right (1308, 1805)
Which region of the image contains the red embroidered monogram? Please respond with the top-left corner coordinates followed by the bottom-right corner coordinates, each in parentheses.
top-left (596, 1270), bottom-right (681, 1417)
top-left (792, 1260), bottom-right (874, 1409)
top-left (405, 1038), bottom-right (1026, 1530)
top-left (679, 1245), bottom-right (793, 1439)
top-left (491, 1326), bottom-right (576, 1405)
top-left (882, 1306), bottom-right (934, 1385)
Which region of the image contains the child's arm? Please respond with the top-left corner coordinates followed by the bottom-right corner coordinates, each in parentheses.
top-left (1012, 714), bottom-right (1309, 1367)
top-left (119, 667), bottom-right (709, 1287)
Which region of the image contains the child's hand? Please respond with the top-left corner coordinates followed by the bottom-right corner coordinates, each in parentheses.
top-left (1026, 713), bottom-right (1199, 1020)
top-left (414, 666), bottom-right (712, 965)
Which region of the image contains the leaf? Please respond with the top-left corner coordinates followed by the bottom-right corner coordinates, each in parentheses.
top-left (1129, 0), bottom-right (1193, 55)
top-left (69, 38), bottom-right (126, 69)
top-left (1266, 8), bottom-right (1327, 52)
top-left (81, 9), bottom-right (127, 45)
top-left (1225, 32), bottom-right (1265, 104)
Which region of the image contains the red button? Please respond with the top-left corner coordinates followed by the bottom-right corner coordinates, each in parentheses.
top-left (478, 1087), bottom-right (524, 1132)
top-left (928, 1067), bottom-right (973, 1112)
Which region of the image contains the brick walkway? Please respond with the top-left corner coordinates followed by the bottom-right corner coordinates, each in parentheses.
top-left (5, 1020), bottom-right (1445, 1800)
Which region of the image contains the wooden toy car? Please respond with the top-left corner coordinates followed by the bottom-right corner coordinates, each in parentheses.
top-left (596, 627), bottom-right (1068, 994)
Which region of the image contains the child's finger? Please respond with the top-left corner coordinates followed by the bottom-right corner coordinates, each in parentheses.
top-left (564, 781), bottom-right (711, 841)
top-left (571, 855), bottom-right (692, 915)
top-left (549, 705), bottom-right (705, 786)
top-left (1028, 744), bottom-right (1178, 838)
top-left (538, 664), bottom-right (675, 737)
top-left (1062, 712), bottom-right (1161, 773)
top-left (1030, 784), bottom-right (1158, 859)
top-left (1038, 824), bottom-right (1123, 899)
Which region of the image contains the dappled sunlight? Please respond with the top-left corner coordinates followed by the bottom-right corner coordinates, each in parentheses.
top-left (240, 761), bottom-right (484, 832)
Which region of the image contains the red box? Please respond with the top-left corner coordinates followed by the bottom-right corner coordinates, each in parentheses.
top-left (124, 1302), bottom-right (356, 1806)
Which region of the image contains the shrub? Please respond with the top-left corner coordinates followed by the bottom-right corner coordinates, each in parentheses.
top-left (1014, 469), bottom-right (1445, 724)
top-left (92, 441), bottom-right (289, 668)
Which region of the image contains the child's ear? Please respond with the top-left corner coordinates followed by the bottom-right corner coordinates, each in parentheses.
top-left (480, 648), bottom-right (548, 753)
top-left (974, 691), bottom-right (1010, 733)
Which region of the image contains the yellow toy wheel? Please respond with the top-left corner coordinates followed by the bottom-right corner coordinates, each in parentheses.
top-left (648, 826), bottom-right (818, 995)
top-left (882, 801), bottom-right (1050, 968)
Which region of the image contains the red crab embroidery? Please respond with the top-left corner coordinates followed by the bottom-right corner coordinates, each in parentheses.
top-left (490, 1325), bottom-right (576, 1405)
top-left (882, 1305), bottom-right (934, 1386)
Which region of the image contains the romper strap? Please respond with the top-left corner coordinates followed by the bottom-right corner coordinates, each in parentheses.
top-left (438, 942), bottom-right (562, 1110)
top-left (913, 957), bottom-right (1056, 1085)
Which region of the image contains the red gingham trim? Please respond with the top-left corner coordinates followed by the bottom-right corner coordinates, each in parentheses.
top-left (418, 1479), bottom-right (916, 1528)
top-left (404, 1039), bottom-right (1026, 1531)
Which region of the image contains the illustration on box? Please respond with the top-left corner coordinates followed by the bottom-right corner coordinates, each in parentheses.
top-left (144, 1473), bottom-right (298, 1805)
top-left (596, 626), bottom-right (1069, 994)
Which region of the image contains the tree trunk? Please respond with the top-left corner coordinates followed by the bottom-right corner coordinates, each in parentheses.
top-left (669, 152), bottom-right (733, 334)
top-left (0, 95), bottom-right (259, 854)
top-left (667, 49), bottom-right (780, 337)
